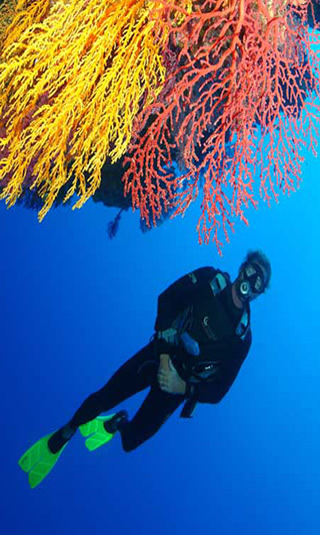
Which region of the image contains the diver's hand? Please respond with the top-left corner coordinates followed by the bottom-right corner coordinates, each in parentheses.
top-left (157, 354), bottom-right (186, 395)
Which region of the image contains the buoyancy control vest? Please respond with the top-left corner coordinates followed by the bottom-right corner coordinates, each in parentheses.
top-left (157, 270), bottom-right (251, 417)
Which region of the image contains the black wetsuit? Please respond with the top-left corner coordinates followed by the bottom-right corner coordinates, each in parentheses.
top-left (68, 267), bottom-right (252, 452)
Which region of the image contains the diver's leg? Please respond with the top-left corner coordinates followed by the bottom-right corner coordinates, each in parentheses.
top-left (49, 341), bottom-right (158, 453)
top-left (69, 341), bottom-right (159, 427)
top-left (119, 386), bottom-right (185, 452)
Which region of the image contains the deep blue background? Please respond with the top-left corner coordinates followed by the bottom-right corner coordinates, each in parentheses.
top-left (1, 145), bottom-right (319, 535)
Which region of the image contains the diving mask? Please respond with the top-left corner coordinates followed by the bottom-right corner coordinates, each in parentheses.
top-left (236, 262), bottom-right (266, 303)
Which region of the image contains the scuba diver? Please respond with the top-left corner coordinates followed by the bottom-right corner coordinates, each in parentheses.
top-left (19, 250), bottom-right (271, 488)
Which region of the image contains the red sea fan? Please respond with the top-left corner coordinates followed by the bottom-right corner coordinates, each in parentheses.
top-left (123, 0), bottom-right (320, 253)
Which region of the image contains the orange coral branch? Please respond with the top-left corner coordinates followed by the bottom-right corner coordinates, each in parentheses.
top-left (123, 0), bottom-right (320, 252)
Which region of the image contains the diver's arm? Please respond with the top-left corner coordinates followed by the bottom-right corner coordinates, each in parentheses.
top-left (155, 266), bottom-right (217, 332)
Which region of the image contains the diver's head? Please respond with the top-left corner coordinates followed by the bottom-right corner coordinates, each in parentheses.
top-left (233, 250), bottom-right (272, 307)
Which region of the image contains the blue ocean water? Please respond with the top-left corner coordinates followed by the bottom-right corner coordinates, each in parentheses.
top-left (1, 12), bottom-right (320, 528)
top-left (1, 146), bottom-right (319, 534)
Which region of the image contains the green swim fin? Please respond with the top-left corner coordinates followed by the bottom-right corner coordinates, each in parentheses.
top-left (79, 415), bottom-right (115, 451)
top-left (18, 432), bottom-right (67, 489)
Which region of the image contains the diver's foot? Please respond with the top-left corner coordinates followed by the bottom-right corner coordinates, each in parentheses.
top-left (104, 410), bottom-right (128, 434)
top-left (48, 424), bottom-right (76, 454)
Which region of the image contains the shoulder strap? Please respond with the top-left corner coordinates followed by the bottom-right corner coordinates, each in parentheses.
top-left (209, 271), bottom-right (229, 296)
top-left (210, 270), bottom-right (250, 342)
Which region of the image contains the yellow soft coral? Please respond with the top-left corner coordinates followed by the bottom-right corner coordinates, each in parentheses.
top-left (0, 0), bottom-right (183, 219)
